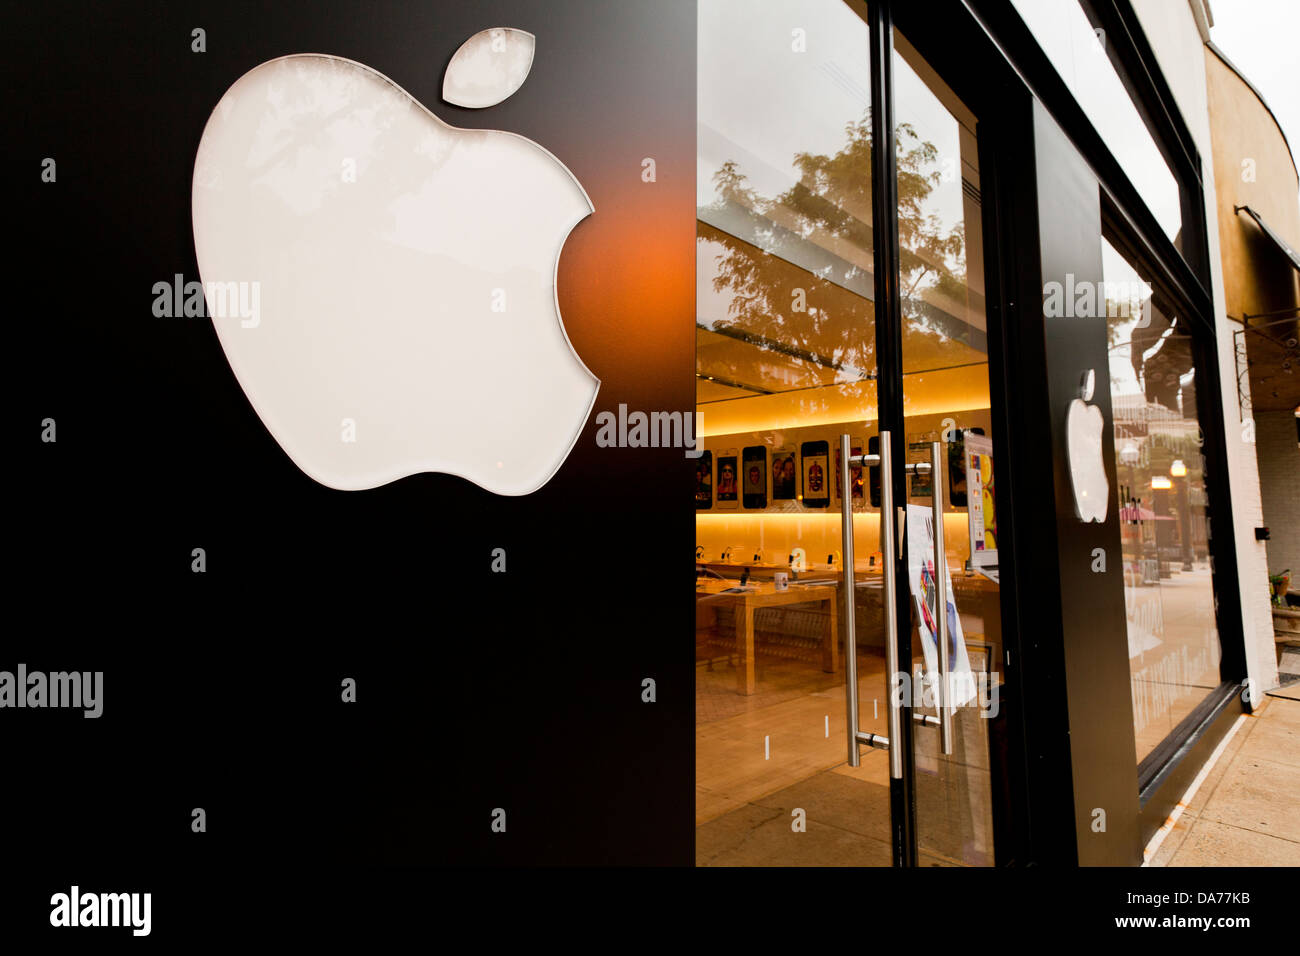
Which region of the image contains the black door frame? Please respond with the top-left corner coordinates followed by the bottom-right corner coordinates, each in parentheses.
top-left (868, 0), bottom-right (1040, 867)
top-left (865, 0), bottom-right (916, 867)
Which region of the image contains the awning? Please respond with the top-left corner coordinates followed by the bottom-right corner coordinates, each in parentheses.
top-left (1235, 205), bottom-right (1300, 273)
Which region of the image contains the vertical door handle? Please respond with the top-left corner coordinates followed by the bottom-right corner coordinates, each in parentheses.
top-left (839, 435), bottom-right (860, 767)
top-left (839, 432), bottom-right (900, 777)
top-left (879, 432), bottom-right (902, 778)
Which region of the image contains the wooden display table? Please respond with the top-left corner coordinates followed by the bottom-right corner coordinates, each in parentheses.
top-left (696, 579), bottom-right (839, 695)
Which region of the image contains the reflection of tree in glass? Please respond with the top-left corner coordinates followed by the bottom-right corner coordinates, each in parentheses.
top-left (699, 112), bottom-right (967, 403)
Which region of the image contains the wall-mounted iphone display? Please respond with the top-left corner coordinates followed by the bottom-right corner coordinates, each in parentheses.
top-left (771, 448), bottom-right (796, 500)
top-left (742, 445), bottom-right (767, 509)
top-left (694, 450), bottom-right (712, 510)
top-left (800, 440), bottom-right (829, 509)
top-left (716, 449), bottom-right (739, 508)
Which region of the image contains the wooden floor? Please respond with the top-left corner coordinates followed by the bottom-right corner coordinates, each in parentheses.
top-left (696, 644), bottom-right (995, 866)
top-left (696, 652), bottom-right (891, 826)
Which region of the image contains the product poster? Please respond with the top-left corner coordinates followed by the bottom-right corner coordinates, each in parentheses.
top-left (965, 432), bottom-right (997, 569)
top-left (906, 505), bottom-right (976, 707)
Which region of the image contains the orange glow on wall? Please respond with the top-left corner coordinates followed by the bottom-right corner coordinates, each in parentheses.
top-left (696, 511), bottom-right (973, 565)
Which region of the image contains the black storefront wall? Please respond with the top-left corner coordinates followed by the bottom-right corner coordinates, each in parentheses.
top-left (1020, 95), bottom-right (1248, 863)
top-left (1032, 101), bottom-right (1142, 865)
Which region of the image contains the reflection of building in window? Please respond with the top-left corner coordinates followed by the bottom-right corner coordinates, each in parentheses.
top-left (1104, 235), bottom-right (1222, 761)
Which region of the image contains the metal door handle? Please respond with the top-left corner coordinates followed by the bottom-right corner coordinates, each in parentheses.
top-left (841, 432), bottom-right (902, 779)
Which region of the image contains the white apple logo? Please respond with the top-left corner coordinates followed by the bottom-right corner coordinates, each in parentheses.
top-left (1066, 368), bottom-right (1109, 523)
top-left (191, 28), bottom-right (598, 494)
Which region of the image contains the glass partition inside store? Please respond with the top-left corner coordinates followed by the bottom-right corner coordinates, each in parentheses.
top-left (695, 0), bottom-right (1000, 866)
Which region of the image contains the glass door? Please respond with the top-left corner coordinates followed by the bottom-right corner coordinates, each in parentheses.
top-left (886, 25), bottom-right (1000, 866)
top-left (694, 0), bottom-right (898, 866)
top-left (694, 0), bottom-right (1002, 867)
top-left (823, 13), bottom-right (1003, 867)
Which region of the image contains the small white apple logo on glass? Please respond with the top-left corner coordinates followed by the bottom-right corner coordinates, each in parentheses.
top-left (191, 28), bottom-right (598, 494)
top-left (1066, 368), bottom-right (1109, 523)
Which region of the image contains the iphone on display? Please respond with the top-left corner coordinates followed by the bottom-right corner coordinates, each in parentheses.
top-left (800, 440), bottom-right (829, 509)
top-left (742, 446), bottom-right (767, 509)
top-left (772, 448), bottom-right (796, 500)
top-left (695, 450), bottom-right (713, 510)
top-left (716, 449), bottom-right (739, 509)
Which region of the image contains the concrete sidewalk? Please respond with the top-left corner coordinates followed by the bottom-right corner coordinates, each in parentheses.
top-left (1149, 688), bottom-right (1300, 866)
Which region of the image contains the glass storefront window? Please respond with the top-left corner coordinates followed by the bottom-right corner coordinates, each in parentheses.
top-left (1010, 0), bottom-right (1185, 252)
top-left (1103, 235), bottom-right (1222, 764)
top-left (696, 0), bottom-right (892, 866)
top-left (694, 0), bottom-right (998, 866)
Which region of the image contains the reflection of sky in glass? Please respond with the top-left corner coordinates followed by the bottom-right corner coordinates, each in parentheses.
top-left (1010, 0), bottom-right (1183, 244)
top-left (1104, 236), bottom-right (1196, 419)
top-left (697, 0), bottom-right (872, 209)
top-left (696, 236), bottom-right (734, 326)
top-left (1102, 233), bottom-right (1218, 762)
top-left (694, 0), bottom-right (990, 407)
top-left (696, 1), bottom-right (966, 251)
top-left (1103, 236), bottom-right (1150, 397)
top-left (892, 51), bottom-right (965, 264)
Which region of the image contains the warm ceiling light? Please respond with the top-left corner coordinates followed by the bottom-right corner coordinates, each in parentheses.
top-left (1151, 476), bottom-right (1173, 490)
top-left (1170, 459), bottom-right (1186, 477)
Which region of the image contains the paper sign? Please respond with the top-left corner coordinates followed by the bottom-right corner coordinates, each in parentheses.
top-left (906, 504), bottom-right (976, 707)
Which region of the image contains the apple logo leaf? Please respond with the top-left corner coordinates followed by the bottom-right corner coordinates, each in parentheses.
top-left (443, 27), bottom-right (536, 108)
